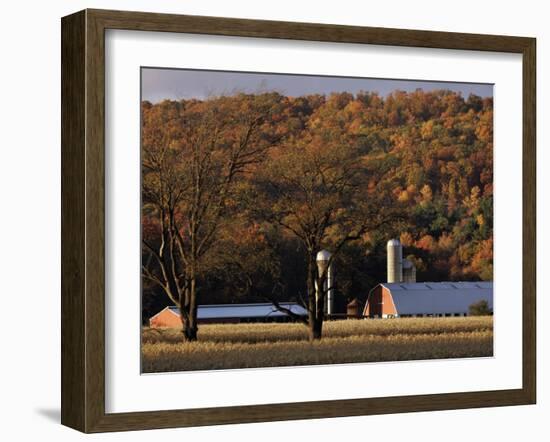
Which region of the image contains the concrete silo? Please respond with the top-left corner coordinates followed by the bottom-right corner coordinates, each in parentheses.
top-left (316, 250), bottom-right (334, 316)
top-left (387, 239), bottom-right (403, 283)
top-left (402, 258), bottom-right (417, 283)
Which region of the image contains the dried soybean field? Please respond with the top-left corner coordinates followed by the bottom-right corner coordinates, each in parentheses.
top-left (141, 316), bottom-right (493, 373)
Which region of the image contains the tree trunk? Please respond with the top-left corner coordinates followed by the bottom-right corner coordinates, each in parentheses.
top-left (310, 276), bottom-right (325, 340)
top-left (180, 276), bottom-right (198, 342)
top-left (306, 254), bottom-right (316, 338)
top-left (183, 322), bottom-right (197, 341)
top-left (309, 317), bottom-right (323, 340)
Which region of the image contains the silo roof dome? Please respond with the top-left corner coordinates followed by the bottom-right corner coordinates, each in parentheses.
top-left (387, 239), bottom-right (401, 246)
top-left (316, 249), bottom-right (332, 261)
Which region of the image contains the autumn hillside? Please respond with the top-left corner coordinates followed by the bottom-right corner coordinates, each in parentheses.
top-left (141, 90), bottom-right (493, 320)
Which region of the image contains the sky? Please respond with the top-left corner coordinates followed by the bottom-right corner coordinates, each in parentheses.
top-left (141, 67), bottom-right (493, 103)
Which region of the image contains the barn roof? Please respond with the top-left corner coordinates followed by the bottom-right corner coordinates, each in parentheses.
top-left (165, 302), bottom-right (308, 320)
top-left (370, 282), bottom-right (493, 315)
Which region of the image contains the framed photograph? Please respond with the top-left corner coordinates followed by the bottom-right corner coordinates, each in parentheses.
top-left (61, 9), bottom-right (536, 433)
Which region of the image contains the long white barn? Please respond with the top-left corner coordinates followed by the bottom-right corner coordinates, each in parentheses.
top-left (150, 302), bottom-right (308, 327)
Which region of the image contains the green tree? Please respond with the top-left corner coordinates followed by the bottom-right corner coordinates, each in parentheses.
top-left (469, 299), bottom-right (492, 316)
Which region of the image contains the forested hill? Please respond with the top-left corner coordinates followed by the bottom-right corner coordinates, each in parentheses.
top-left (141, 89), bottom-right (493, 314)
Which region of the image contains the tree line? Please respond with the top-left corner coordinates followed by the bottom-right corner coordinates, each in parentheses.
top-left (141, 89), bottom-right (493, 341)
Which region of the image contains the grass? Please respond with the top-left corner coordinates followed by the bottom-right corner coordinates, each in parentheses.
top-left (141, 316), bottom-right (493, 373)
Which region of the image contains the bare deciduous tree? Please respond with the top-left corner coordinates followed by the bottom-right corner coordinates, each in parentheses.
top-left (254, 129), bottom-right (399, 340)
top-left (141, 95), bottom-right (282, 341)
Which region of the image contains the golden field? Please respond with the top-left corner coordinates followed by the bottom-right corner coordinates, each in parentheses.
top-left (141, 316), bottom-right (493, 373)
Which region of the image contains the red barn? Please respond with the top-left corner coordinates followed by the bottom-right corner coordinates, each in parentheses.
top-left (364, 282), bottom-right (493, 318)
top-left (149, 306), bottom-right (183, 328)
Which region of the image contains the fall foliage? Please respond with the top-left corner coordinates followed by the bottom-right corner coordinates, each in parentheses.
top-left (141, 89), bottom-right (493, 339)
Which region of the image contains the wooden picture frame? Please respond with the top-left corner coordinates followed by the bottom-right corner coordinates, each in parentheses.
top-left (61, 8), bottom-right (536, 433)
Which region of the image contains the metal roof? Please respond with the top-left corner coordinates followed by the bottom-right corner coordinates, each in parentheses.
top-left (316, 249), bottom-right (332, 261)
top-left (166, 302), bottom-right (308, 319)
top-left (402, 258), bottom-right (414, 269)
top-left (373, 282), bottom-right (493, 315)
